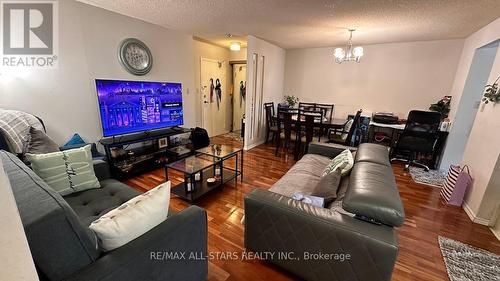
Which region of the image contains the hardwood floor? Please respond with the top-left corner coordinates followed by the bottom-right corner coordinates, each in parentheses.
top-left (124, 135), bottom-right (500, 281)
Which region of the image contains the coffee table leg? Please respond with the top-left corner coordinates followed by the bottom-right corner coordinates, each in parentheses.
top-left (165, 166), bottom-right (169, 181)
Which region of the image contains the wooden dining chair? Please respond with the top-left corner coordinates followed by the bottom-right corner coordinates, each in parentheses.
top-left (298, 102), bottom-right (316, 111)
top-left (295, 111), bottom-right (316, 159)
top-left (328, 109), bottom-right (362, 146)
top-left (315, 103), bottom-right (334, 123)
top-left (298, 108), bottom-right (323, 142)
top-left (275, 109), bottom-right (297, 156)
top-left (264, 102), bottom-right (277, 143)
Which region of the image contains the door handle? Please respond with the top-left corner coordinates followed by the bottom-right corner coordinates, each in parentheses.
top-left (204, 101), bottom-right (209, 104)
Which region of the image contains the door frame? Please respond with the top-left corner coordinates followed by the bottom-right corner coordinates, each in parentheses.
top-left (229, 61), bottom-right (247, 133)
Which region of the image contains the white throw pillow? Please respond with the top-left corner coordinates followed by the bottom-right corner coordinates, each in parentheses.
top-left (89, 181), bottom-right (171, 251)
top-left (322, 149), bottom-right (354, 177)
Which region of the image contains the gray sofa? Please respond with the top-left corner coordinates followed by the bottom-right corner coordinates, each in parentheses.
top-left (244, 142), bottom-right (405, 281)
top-left (0, 150), bottom-right (208, 281)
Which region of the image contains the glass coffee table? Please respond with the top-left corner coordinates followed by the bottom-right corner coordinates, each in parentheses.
top-left (196, 144), bottom-right (243, 183)
top-left (165, 155), bottom-right (227, 202)
top-left (165, 144), bottom-right (243, 202)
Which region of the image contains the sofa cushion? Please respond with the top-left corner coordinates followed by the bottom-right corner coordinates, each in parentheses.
top-left (26, 145), bottom-right (101, 195)
top-left (311, 169), bottom-right (341, 203)
top-left (89, 181), bottom-right (170, 251)
top-left (343, 162), bottom-right (405, 227)
top-left (64, 179), bottom-right (141, 226)
top-left (270, 154), bottom-right (330, 198)
top-left (354, 143), bottom-right (391, 166)
top-left (322, 149), bottom-right (354, 176)
top-left (0, 150), bottom-right (100, 281)
top-left (24, 126), bottom-right (60, 155)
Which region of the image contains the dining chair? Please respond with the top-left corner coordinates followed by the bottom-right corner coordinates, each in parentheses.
top-left (328, 109), bottom-right (362, 146)
top-left (296, 111), bottom-right (317, 158)
top-left (298, 102), bottom-right (316, 111)
top-left (298, 108), bottom-right (323, 142)
top-left (264, 102), bottom-right (277, 143)
top-left (275, 109), bottom-right (296, 156)
top-left (315, 103), bottom-right (334, 123)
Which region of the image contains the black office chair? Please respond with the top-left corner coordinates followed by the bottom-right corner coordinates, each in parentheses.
top-left (390, 110), bottom-right (442, 171)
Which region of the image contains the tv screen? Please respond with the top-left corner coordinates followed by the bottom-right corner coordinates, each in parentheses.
top-left (95, 79), bottom-right (184, 137)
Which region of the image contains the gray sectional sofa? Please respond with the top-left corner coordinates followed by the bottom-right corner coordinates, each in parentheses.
top-left (244, 142), bottom-right (405, 281)
top-left (0, 150), bottom-right (208, 281)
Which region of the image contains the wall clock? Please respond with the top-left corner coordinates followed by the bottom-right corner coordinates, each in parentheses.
top-left (118, 38), bottom-right (153, 76)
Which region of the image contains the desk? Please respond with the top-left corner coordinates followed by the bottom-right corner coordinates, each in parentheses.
top-left (368, 121), bottom-right (449, 169)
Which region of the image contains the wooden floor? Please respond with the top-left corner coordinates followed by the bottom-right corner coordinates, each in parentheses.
top-left (124, 135), bottom-right (500, 281)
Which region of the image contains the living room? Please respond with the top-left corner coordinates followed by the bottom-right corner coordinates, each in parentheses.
top-left (1, 1), bottom-right (499, 281)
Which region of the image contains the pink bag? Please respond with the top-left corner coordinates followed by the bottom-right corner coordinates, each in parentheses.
top-left (441, 165), bottom-right (472, 206)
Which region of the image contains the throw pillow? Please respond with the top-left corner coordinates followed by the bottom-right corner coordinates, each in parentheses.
top-left (63, 133), bottom-right (86, 147)
top-left (311, 169), bottom-right (341, 203)
top-left (24, 126), bottom-right (60, 154)
top-left (89, 181), bottom-right (171, 251)
top-left (25, 145), bottom-right (100, 195)
top-left (341, 119), bottom-right (354, 141)
top-left (322, 149), bottom-right (354, 177)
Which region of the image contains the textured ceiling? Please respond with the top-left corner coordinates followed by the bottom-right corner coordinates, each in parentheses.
top-left (78, 0), bottom-right (500, 49)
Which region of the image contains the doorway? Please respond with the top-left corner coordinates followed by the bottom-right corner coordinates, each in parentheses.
top-left (440, 40), bottom-right (499, 169)
top-left (200, 58), bottom-right (227, 137)
top-left (230, 62), bottom-right (247, 136)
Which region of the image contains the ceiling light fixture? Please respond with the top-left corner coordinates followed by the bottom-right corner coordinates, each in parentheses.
top-left (230, 42), bottom-right (241, 51)
top-left (334, 29), bottom-right (363, 63)
top-left (226, 33), bottom-right (241, 52)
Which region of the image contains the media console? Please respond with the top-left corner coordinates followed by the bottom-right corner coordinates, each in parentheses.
top-left (100, 127), bottom-right (193, 179)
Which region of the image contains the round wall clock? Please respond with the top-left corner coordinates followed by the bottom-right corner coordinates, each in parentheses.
top-left (118, 38), bottom-right (153, 76)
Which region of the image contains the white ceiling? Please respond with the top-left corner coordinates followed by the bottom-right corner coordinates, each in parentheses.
top-left (79, 0), bottom-right (500, 49)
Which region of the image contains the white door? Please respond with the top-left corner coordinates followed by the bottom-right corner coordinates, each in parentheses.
top-left (200, 58), bottom-right (226, 137)
top-left (232, 64), bottom-right (246, 131)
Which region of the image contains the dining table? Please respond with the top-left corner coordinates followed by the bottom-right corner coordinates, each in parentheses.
top-left (271, 114), bottom-right (348, 159)
top-left (272, 115), bottom-right (348, 130)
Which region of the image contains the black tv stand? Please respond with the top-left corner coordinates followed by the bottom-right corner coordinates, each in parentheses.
top-left (100, 127), bottom-right (193, 179)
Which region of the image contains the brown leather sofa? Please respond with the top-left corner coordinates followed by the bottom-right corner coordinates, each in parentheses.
top-left (244, 142), bottom-right (405, 281)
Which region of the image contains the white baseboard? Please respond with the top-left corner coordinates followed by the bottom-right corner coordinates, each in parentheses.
top-left (244, 140), bottom-right (265, 151)
top-left (462, 202), bottom-right (490, 226)
top-left (491, 227), bottom-right (500, 241)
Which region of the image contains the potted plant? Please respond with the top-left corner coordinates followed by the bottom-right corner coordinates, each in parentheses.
top-left (283, 95), bottom-right (299, 108)
top-left (482, 75), bottom-right (500, 105)
top-left (429, 96), bottom-right (451, 119)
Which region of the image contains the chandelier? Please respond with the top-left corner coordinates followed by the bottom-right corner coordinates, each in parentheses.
top-left (334, 29), bottom-right (364, 63)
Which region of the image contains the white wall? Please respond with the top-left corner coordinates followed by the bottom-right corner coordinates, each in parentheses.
top-left (459, 35), bottom-right (500, 223)
top-left (0, 0), bottom-right (195, 144)
top-left (435, 18), bottom-right (500, 235)
top-left (284, 40), bottom-right (464, 119)
top-left (244, 36), bottom-right (286, 150)
top-left (439, 42), bottom-right (499, 170)
top-left (230, 47), bottom-right (247, 62)
top-left (0, 162), bottom-right (38, 281)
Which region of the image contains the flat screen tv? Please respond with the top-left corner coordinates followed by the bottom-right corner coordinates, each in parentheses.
top-left (95, 79), bottom-right (183, 137)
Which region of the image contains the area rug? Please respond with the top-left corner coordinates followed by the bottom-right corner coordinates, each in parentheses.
top-left (409, 166), bottom-right (445, 187)
top-left (438, 236), bottom-right (500, 281)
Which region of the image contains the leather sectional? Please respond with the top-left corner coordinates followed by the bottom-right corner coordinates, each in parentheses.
top-left (244, 142), bottom-right (405, 281)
